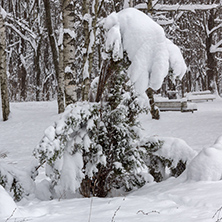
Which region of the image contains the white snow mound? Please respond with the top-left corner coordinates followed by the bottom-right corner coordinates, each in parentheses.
top-left (187, 135), bottom-right (222, 181)
top-left (0, 185), bottom-right (19, 218)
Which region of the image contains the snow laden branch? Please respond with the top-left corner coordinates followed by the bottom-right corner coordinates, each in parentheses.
top-left (63, 28), bottom-right (76, 40)
top-left (6, 14), bottom-right (37, 40)
top-left (0, 6), bottom-right (37, 51)
top-left (135, 3), bottom-right (221, 13)
top-left (207, 23), bottom-right (222, 36)
top-left (5, 22), bottom-right (37, 50)
top-left (103, 8), bottom-right (186, 99)
top-left (207, 23), bottom-right (222, 54)
top-left (210, 39), bottom-right (222, 53)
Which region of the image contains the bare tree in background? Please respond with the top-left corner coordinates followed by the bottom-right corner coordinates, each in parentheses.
top-left (43, 0), bottom-right (65, 113)
top-left (0, 11), bottom-right (9, 121)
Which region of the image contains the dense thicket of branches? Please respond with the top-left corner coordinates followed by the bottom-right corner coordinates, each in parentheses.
top-left (0, 0), bottom-right (222, 106)
top-left (151, 0), bottom-right (222, 94)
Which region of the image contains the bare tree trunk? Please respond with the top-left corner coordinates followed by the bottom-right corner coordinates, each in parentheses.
top-left (146, 88), bottom-right (160, 120)
top-left (43, 0), bottom-right (65, 113)
top-left (206, 9), bottom-right (217, 93)
top-left (82, 0), bottom-right (105, 101)
top-left (63, 0), bottom-right (77, 106)
top-left (123, 0), bottom-right (133, 8)
top-left (81, 0), bottom-right (90, 101)
top-left (0, 12), bottom-right (10, 121)
top-left (96, 59), bottom-right (120, 103)
top-left (58, 34), bottom-right (64, 107)
top-left (35, 36), bottom-right (43, 101)
top-left (147, 0), bottom-right (152, 12)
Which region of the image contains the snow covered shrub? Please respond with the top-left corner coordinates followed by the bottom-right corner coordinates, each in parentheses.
top-left (0, 161), bottom-right (35, 201)
top-left (140, 136), bottom-right (196, 182)
top-left (34, 73), bottom-right (149, 198)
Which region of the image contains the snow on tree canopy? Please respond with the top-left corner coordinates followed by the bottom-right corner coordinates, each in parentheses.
top-left (104, 8), bottom-right (186, 96)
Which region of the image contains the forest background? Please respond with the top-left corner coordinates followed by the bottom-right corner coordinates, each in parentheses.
top-left (0, 0), bottom-right (222, 121)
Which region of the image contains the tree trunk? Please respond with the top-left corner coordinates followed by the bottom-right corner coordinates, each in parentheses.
top-left (146, 88), bottom-right (160, 120)
top-left (81, 0), bottom-right (90, 101)
top-left (63, 0), bottom-right (77, 106)
top-left (147, 0), bottom-right (153, 13)
top-left (81, 0), bottom-right (104, 101)
top-left (0, 12), bottom-right (10, 121)
top-left (43, 0), bottom-right (65, 113)
top-left (96, 59), bottom-right (120, 103)
top-left (206, 9), bottom-right (217, 92)
top-left (123, 0), bottom-right (133, 7)
top-left (35, 36), bottom-right (43, 101)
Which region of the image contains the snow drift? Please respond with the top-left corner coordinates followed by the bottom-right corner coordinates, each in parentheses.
top-left (0, 185), bottom-right (20, 218)
top-left (187, 135), bottom-right (222, 181)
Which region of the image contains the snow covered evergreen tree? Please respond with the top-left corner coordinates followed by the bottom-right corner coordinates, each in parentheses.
top-left (34, 70), bottom-right (150, 198)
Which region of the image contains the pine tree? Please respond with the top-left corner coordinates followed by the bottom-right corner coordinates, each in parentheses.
top-left (34, 70), bottom-right (148, 198)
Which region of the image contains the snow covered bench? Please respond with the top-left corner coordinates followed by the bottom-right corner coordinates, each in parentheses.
top-left (155, 99), bottom-right (197, 113)
top-left (186, 91), bottom-right (216, 102)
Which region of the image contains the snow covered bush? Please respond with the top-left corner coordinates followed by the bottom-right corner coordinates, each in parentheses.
top-left (33, 8), bottom-right (188, 199)
top-left (34, 72), bottom-right (150, 198)
top-left (140, 136), bottom-right (196, 182)
top-left (0, 161), bottom-right (35, 201)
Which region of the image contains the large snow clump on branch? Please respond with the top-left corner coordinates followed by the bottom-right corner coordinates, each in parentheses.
top-left (104, 8), bottom-right (186, 96)
top-left (166, 39), bottom-right (187, 81)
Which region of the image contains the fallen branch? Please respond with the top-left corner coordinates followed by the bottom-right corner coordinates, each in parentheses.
top-left (111, 206), bottom-right (121, 222)
top-left (5, 208), bottom-right (17, 222)
top-left (213, 207), bottom-right (222, 222)
top-left (137, 210), bottom-right (160, 215)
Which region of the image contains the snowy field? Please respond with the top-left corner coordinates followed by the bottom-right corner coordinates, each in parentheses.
top-left (1, 98), bottom-right (222, 221)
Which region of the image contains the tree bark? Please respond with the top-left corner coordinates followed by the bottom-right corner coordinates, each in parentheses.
top-left (146, 88), bottom-right (160, 120)
top-left (35, 36), bottom-right (43, 102)
top-left (0, 12), bottom-right (10, 121)
top-left (206, 9), bottom-right (217, 92)
top-left (63, 0), bottom-right (77, 106)
top-left (43, 0), bottom-right (65, 113)
top-left (81, 0), bottom-right (90, 101)
top-left (95, 60), bottom-right (120, 103)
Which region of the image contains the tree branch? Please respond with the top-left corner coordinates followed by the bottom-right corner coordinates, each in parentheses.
top-left (210, 39), bottom-right (222, 53)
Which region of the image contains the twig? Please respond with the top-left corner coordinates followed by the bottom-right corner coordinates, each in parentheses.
top-left (88, 198), bottom-right (93, 222)
top-left (5, 208), bottom-right (17, 222)
top-left (111, 206), bottom-right (121, 222)
top-left (13, 219), bottom-right (30, 222)
top-left (213, 207), bottom-right (222, 222)
top-left (137, 210), bottom-right (160, 216)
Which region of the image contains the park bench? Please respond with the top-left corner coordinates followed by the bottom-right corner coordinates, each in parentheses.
top-left (186, 91), bottom-right (216, 102)
top-left (155, 99), bottom-right (197, 113)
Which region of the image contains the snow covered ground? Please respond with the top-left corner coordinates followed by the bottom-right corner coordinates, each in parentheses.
top-left (1, 98), bottom-right (222, 221)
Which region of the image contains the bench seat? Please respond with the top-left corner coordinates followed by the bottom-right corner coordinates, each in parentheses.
top-left (155, 99), bottom-right (197, 113)
top-left (186, 91), bottom-right (216, 102)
